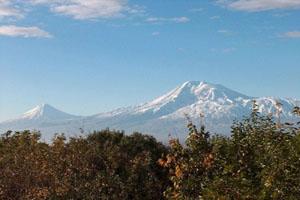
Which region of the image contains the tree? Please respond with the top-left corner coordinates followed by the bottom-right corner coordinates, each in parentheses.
top-left (0, 130), bottom-right (169, 200)
top-left (293, 106), bottom-right (300, 116)
top-left (159, 105), bottom-right (300, 199)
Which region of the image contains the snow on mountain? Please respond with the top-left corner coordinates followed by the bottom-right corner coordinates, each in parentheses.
top-left (134, 81), bottom-right (252, 117)
top-left (78, 81), bottom-right (299, 141)
top-left (3, 104), bottom-right (79, 123)
top-left (0, 81), bottom-right (299, 141)
top-left (0, 104), bottom-right (82, 141)
top-left (94, 81), bottom-right (251, 118)
top-left (16, 104), bottom-right (78, 121)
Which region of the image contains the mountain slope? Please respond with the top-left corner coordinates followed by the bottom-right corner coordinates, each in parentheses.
top-left (94, 81), bottom-right (252, 119)
top-left (0, 81), bottom-right (299, 141)
top-left (88, 81), bottom-right (298, 140)
top-left (14, 104), bottom-right (78, 121)
top-left (0, 104), bottom-right (82, 140)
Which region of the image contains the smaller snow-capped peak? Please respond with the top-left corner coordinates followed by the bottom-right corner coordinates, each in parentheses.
top-left (22, 104), bottom-right (50, 119)
top-left (19, 103), bottom-right (78, 121)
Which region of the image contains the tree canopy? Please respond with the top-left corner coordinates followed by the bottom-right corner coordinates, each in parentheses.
top-left (1, 107), bottom-right (300, 199)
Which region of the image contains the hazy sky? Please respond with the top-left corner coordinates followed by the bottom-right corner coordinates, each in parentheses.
top-left (1, 0), bottom-right (300, 121)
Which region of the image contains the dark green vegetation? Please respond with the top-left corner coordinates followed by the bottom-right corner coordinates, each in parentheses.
top-left (1, 104), bottom-right (300, 199)
top-left (0, 131), bottom-right (169, 200)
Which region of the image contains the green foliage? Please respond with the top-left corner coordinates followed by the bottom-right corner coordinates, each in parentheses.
top-left (1, 106), bottom-right (300, 199)
top-left (160, 106), bottom-right (300, 199)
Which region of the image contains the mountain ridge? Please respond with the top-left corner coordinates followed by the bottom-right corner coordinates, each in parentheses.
top-left (0, 81), bottom-right (299, 141)
top-left (3, 103), bottom-right (80, 123)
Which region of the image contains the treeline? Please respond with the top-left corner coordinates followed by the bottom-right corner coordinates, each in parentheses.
top-left (1, 105), bottom-right (300, 199)
top-left (0, 130), bottom-right (169, 200)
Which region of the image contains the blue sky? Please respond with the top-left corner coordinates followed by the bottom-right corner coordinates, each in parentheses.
top-left (0, 0), bottom-right (300, 121)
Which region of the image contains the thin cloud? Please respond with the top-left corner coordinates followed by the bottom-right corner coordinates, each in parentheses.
top-left (0, 25), bottom-right (52, 38)
top-left (126, 5), bottom-right (146, 15)
top-left (219, 0), bottom-right (300, 12)
top-left (283, 31), bottom-right (300, 38)
top-left (210, 15), bottom-right (220, 20)
top-left (189, 8), bottom-right (204, 12)
top-left (0, 0), bottom-right (143, 39)
top-left (1, 0), bottom-right (136, 20)
top-left (217, 29), bottom-right (235, 36)
top-left (177, 47), bottom-right (186, 53)
top-left (31, 0), bottom-right (128, 20)
top-left (218, 29), bottom-right (230, 33)
top-left (152, 31), bottom-right (160, 36)
top-left (211, 47), bottom-right (237, 53)
top-left (272, 12), bottom-right (290, 18)
top-left (222, 47), bottom-right (236, 53)
top-left (0, 0), bottom-right (23, 19)
top-left (146, 17), bottom-right (190, 24)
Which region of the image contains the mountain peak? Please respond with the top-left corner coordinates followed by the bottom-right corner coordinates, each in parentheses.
top-left (133, 81), bottom-right (252, 115)
top-left (20, 103), bottom-right (78, 121)
top-left (0, 82), bottom-right (299, 142)
top-left (177, 81), bottom-right (251, 101)
top-left (23, 103), bottom-right (53, 118)
top-left (181, 80), bottom-right (209, 87)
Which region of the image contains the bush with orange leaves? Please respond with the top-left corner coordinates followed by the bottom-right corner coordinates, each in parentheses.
top-left (159, 106), bottom-right (300, 199)
top-left (159, 121), bottom-right (216, 199)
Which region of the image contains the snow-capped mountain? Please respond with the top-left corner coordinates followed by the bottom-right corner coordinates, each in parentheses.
top-left (12, 103), bottom-right (78, 121)
top-left (0, 104), bottom-right (82, 141)
top-left (0, 81), bottom-right (299, 141)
